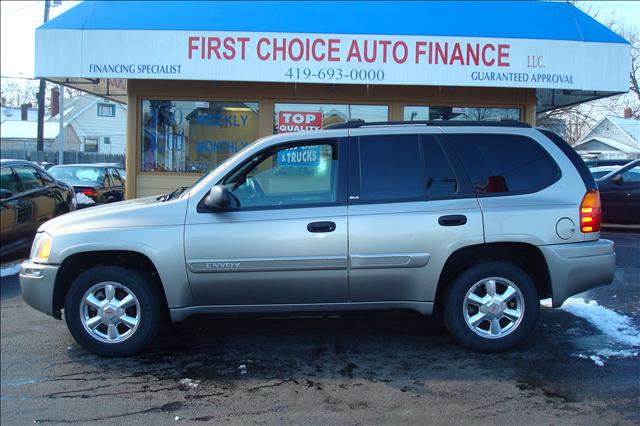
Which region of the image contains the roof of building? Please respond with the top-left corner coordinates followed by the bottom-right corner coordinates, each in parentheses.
top-left (46, 94), bottom-right (124, 124)
top-left (40, 1), bottom-right (628, 44)
top-left (605, 116), bottom-right (640, 143)
top-left (1, 106), bottom-right (38, 123)
top-left (574, 136), bottom-right (640, 154)
top-left (0, 120), bottom-right (61, 140)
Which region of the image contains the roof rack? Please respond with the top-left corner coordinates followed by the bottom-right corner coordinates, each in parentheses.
top-left (323, 119), bottom-right (531, 130)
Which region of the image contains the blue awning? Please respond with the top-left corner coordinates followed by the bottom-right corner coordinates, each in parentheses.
top-left (41, 1), bottom-right (627, 44)
top-left (35, 1), bottom-right (631, 111)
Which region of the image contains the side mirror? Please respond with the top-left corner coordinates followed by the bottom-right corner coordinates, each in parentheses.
top-left (0, 189), bottom-right (14, 200)
top-left (204, 185), bottom-right (231, 210)
top-left (612, 174), bottom-right (623, 185)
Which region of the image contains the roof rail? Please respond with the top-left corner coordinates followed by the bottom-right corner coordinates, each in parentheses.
top-left (323, 119), bottom-right (531, 129)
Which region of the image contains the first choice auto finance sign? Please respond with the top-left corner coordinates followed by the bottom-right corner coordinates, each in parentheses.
top-left (35, 30), bottom-right (630, 91)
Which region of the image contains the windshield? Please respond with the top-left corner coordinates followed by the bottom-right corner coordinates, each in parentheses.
top-left (50, 166), bottom-right (106, 185)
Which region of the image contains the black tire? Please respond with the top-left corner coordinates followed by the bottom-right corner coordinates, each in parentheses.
top-left (64, 266), bottom-right (162, 356)
top-left (443, 261), bottom-right (539, 352)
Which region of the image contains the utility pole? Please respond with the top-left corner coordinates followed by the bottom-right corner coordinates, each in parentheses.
top-left (36, 0), bottom-right (51, 152)
top-left (58, 85), bottom-right (65, 164)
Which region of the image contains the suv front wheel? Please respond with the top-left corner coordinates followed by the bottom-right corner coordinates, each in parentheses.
top-left (443, 261), bottom-right (540, 352)
top-left (64, 266), bottom-right (162, 356)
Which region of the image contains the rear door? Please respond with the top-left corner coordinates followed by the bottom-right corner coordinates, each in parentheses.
top-left (12, 165), bottom-right (56, 232)
top-left (347, 129), bottom-right (484, 303)
top-left (0, 166), bottom-right (24, 254)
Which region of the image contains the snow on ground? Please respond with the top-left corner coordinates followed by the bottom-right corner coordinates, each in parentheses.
top-left (1, 263), bottom-right (22, 278)
top-left (560, 298), bottom-right (640, 347)
top-left (542, 297), bottom-right (639, 347)
top-left (542, 296), bottom-right (640, 366)
top-left (74, 192), bottom-right (95, 205)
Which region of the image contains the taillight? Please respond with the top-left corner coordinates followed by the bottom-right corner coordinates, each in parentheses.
top-left (79, 188), bottom-right (97, 199)
top-left (580, 190), bottom-right (601, 233)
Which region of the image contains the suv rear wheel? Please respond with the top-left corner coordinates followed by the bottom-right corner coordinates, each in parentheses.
top-left (64, 266), bottom-right (161, 356)
top-left (443, 261), bottom-right (539, 352)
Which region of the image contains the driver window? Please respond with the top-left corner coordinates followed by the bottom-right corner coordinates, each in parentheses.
top-left (621, 166), bottom-right (640, 183)
top-left (229, 142), bottom-right (338, 208)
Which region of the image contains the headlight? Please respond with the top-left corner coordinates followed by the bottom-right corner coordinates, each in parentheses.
top-left (31, 233), bottom-right (53, 263)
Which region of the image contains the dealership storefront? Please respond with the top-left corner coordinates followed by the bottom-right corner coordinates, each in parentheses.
top-left (35, 1), bottom-right (630, 198)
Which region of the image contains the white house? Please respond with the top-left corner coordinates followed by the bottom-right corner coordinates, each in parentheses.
top-left (0, 120), bottom-right (61, 150)
top-left (573, 113), bottom-right (640, 160)
top-left (46, 94), bottom-right (127, 154)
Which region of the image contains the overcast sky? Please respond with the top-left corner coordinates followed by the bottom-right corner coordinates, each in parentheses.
top-left (1, 0), bottom-right (639, 79)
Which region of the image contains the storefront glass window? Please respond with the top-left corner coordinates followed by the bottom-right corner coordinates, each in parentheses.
top-left (274, 103), bottom-right (388, 133)
top-left (403, 106), bottom-right (520, 121)
top-left (141, 100), bottom-right (259, 173)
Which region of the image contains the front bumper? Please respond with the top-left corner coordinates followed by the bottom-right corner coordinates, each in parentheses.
top-left (539, 239), bottom-right (616, 307)
top-left (19, 260), bottom-right (60, 318)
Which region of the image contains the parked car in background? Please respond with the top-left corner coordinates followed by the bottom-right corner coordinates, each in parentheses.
top-left (589, 165), bottom-right (625, 180)
top-left (32, 161), bottom-right (55, 170)
top-left (584, 159), bottom-right (631, 168)
top-left (19, 121), bottom-right (615, 356)
top-left (596, 159), bottom-right (640, 225)
top-left (1, 159), bottom-right (76, 258)
top-left (96, 163), bottom-right (126, 183)
top-left (48, 164), bottom-right (125, 205)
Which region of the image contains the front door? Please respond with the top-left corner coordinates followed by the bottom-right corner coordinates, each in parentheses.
top-left (184, 138), bottom-right (348, 306)
top-left (347, 130), bottom-right (484, 303)
top-left (599, 164), bottom-right (640, 224)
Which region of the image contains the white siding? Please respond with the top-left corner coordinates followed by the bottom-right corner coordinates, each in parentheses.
top-left (73, 100), bottom-right (127, 154)
top-left (583, 119), bottom-right (637, 149)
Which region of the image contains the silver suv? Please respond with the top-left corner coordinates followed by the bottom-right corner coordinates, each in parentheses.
top-left (20, 121), bottom-right (616, 356)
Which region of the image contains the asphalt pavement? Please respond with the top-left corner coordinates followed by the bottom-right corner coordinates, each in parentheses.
top-left (1, 232), bottom-right (638, 425)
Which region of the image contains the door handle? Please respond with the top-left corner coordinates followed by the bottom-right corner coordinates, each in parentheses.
top-left (438, 215), bottom-right (467, 226)
top-left (307, 221), bottom-right (336, 233)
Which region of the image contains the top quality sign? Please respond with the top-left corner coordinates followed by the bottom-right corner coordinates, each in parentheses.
top-left (277, 111), bottom-right (323, 133)
top-left (35, 29), bottom-right (630, 92)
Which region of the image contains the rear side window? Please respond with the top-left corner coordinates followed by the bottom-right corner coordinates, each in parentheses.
top-left (356, 134), bottom-right (459, 203)
top-left (358, 134), bottom-right (424, 202)
top-left (448, 134), bottom-right (560, 195)
top-left (1, 167), bottom-right (21, 194)
top-left (12, 165), bottom-right (44, 191)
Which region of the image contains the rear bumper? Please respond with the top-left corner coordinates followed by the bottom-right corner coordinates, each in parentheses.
top-left (539, 239), bottom-right (616, 307)
top-left (19, 261), bottom-right (59, 318)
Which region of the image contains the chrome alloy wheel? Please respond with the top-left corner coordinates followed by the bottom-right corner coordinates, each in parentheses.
top-left (80, 282), bottom-right (141, 344)
top-left (463, 277), bottom-right (525, 339)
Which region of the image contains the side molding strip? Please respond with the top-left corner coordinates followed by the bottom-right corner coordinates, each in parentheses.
top-left (188, 255), bottom-right (348, 273)
top-left (350, 253), bottom-right (430, 269)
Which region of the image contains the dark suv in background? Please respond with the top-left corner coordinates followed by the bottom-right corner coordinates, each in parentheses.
top-left (1, 159), bottom-right (76, 258)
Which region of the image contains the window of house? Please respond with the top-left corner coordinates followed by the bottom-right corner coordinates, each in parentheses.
top-left (97, 103), bottom-right (116, 117)
top-left (103, 136), bottom-right (111, 144)
top-left (403, 106), bottom-right (520, 121)
top-left (274, 103), bottom-right (388, 133)
top-left (226, 141), bottom-right (338, 209)
top-left (448, 134), bottom-right (561, 195)
top-left (141, 100), bottom-right (259, 173)
top-left (84, 138), bottom-right (98, 153)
